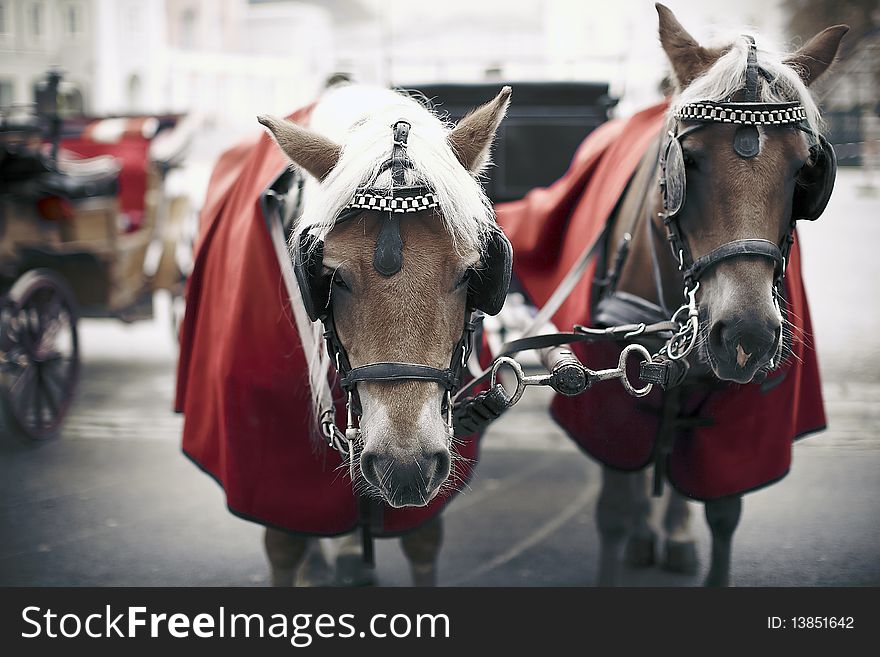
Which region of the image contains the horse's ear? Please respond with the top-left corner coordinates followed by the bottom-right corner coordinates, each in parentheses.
top-left (448, 86), bottom-right (512, 174)
top-left (656, 3), bottom-right (724, 88)
top-left (784, 25), bottom-right (849, 86)
top-left (257, 115), bottom-right (341, 181)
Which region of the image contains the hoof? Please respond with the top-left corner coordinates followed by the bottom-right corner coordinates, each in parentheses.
top-left (294, 545), bottom-right (334, 587)
top-left (335, 552), bottom-right (377, 587)
top-left (662, 539), bottom-right (698, 575)
top-left (410, 562), bottom-right (437, 587)
top-left (623, 532), bottom-right (657, 568)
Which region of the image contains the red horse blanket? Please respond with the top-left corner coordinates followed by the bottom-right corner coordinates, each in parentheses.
top-left (175, 106), bottom-right (485, 535)
top-left (496, 102), bottom-right (826, 500)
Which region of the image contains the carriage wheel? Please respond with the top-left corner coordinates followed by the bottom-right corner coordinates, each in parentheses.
top-left (0, 269), bottom-right (80, 440)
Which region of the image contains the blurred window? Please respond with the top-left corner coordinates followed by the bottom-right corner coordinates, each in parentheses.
top-left (0, 80), bottom-right (13, 108)
top-left (65, 2), bottom-right (82, 37)
top-left (181, 8), bottom-right (197, 50)
top-left (29, 1), bottom-right (44, 38)
top-left (127, 74), bottom-right (142, 112)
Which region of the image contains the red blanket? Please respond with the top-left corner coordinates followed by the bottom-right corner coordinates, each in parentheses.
top-left (175, 106), bottom-right (485, 535)
top-left (496, 102), bottom-right (826, 500)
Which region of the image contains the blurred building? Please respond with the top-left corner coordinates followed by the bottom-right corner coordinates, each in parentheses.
top-left (0, 0), bottom-right (338, 124)
top-left (2, 0), bottom-right (812, 125)
top-left (814, 27), bottom-right (880, 164)
top-left (0, 0), bottom-right (100, 112)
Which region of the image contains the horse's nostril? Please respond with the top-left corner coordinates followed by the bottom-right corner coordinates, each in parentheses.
top-left (712, 318), bottom-right (781, 365)
top-left (359, 448), bottom-right (451, 507)
top-left (710, 321), bottom-right (727, 356)
top-left (359, 451), bottom-right (385, 490)
top-left (424, 450), bottom-right (451, 493)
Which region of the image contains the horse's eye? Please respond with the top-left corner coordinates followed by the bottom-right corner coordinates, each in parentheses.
top-left (682, 152), bottom-right (698, 169)
top-left (332, 272), bottom-right (350, 291)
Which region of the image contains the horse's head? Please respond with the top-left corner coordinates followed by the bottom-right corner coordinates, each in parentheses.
top-left (259, 86), bottom-right (511, 507)
top-left (656, 4), bottom-right (846, 382)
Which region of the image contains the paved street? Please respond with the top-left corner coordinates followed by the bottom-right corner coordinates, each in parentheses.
top-left (1, 170), bottom-right (878, 587)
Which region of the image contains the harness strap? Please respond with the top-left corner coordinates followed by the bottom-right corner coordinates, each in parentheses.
top-left (391, 120), bottom-right (411, 185)
top-left (646, 203), bottom-right (671, 316)
top-left (373, 120), bottom-right (413, 277)
top-left (744, 36), bottom-right (759, 103)
top-left (516, 226), bottom-right (610, 342)
top-left (683, 238), bottom-right (784, 283)
top-left (341, 362), bottom-right (459, 391)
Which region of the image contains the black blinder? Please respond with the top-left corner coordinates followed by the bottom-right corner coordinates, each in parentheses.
top-left (661, 137), bottom-right (686, 217)
top-left (293, 233), bottom-right (328, 322)
top-left (793, 134), bottom-right (837, 222)
top-left (469, 230), bottom-right (513, 316)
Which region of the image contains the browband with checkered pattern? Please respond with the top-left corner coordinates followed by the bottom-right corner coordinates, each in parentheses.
top-left (342, 185), bottom-right (440, 215)
top-left (674, 101), bottom-right (807, 126)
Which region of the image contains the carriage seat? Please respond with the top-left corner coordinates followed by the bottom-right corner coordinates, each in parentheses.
top-left (57, 151), bottom-right (121, 182)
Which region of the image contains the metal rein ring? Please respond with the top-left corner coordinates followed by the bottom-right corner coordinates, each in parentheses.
top-left (616, 344), bottom-right (654, 397)
top-left (489, 356), bottom-right (528, 407)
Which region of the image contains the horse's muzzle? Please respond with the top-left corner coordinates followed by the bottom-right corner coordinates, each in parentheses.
top-left (708, 315), bottom-right (781, 383)
top-left (360, 448), bottom-right (450, 508)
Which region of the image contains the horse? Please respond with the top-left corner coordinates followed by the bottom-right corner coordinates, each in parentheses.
top-left (178, 83), bottom-right (512, 587)
top-left (496, 3), bottom-right (846, 587)
top-left (588, 5), bottom-right (847, 587)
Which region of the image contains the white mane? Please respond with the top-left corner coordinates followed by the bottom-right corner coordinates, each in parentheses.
top-left (294, 84), bottom-right (498, 254)
top-left (670, 34), bottom-right (823, 138)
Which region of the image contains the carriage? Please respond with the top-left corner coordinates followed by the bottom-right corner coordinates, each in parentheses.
top-left (0, 71), bottom-right (192, 440)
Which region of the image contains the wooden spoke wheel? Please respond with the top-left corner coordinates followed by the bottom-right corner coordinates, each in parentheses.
top-left (1, 269), bottom-right (80, 440)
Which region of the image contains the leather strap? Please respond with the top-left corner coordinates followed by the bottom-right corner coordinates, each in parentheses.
top-left (744, 36), bottom-right (759, 103)
top-left (391, 120), bottom-right (411, 185)
top-left (684, 238), bottom-right (783, 283)
top-left (373, 120), bottom-right (412, 277)
top-left (341, 362), bottom-right (458, 391)
top-left (519, 225), bottom-right (610, 340)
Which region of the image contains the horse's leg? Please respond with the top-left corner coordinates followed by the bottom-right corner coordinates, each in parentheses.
top-left (703, 495), bottom-right (743, 587)
top-left (264, 528), bottom-right (308, 587)
top-left (597, 467), bottom-right (636, 586)
top-left (400, 515), bottom-right (442, 587)
top-left (622, 469), bottom-right (657, 568)
top-left (661, 488), bottom-right (698, 574)
top-left (295, 538), bottom-right (334, 587)
top-left (334, 533), bottom-right (377, 587)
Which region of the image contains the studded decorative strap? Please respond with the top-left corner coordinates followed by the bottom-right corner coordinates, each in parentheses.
top-left (344, 187), bottom-right (440, 213)
top-left (673, 101), bottom-right (807, 126)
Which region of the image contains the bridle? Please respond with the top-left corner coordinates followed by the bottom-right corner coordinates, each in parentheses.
top-left (656, 36), bottom-right (837, 366)
top-left (293, 120), bottom-right (510, 471)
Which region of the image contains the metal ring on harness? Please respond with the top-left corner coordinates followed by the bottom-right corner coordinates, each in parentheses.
top-left (489, 356), bottom-right (529, 407)
top-left (590, 344), bottom-right (654, 398)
